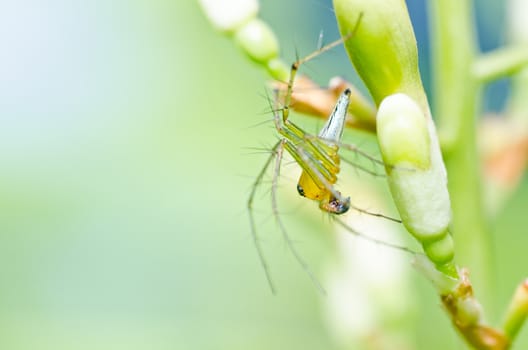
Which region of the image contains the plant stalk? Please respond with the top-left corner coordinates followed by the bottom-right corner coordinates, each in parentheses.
top-left (428, 0), bottom-right (493, 313)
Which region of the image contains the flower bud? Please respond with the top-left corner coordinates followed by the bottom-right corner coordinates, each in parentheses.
top-left (266, 58), bottom-right (289, 82)
top-left (333, 0), bottom-right (426, 109)
top-left (234, 19), bottom-right (280, 64)
top-left (199, 0), bottom-right (258, 33)
top-left (377, 94), bottom-right (454, 267)
top-left (377, 93), bottom-right (430, 170)
top-left (422, 234), bottom-right (455, 266)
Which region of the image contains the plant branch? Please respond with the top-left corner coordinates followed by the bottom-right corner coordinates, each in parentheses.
top-left (428, 0), bottom-right (494, 312)
top-left (473, 46), bottom-right (528, 83)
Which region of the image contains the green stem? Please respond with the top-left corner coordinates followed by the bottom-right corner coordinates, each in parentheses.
top-left (473, 46), bottom-right (528, 83)
top-left (502, 279), bottom-right (528, 342)
top-left (429, 0), bottom-right (493, 312)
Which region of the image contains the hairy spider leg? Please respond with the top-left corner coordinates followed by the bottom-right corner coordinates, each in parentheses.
top-left (247, 139), bottom-right (327, 294)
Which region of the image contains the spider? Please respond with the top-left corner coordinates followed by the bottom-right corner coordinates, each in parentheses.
top-left (247, 14), bottom-right (413, 293)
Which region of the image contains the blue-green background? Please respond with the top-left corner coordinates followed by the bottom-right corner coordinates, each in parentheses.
top-left (0, 0), bottom-right (525, 349)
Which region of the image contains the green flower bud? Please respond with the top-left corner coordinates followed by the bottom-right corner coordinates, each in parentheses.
top-left (333, 0), bottom-right (426, 110)
top-left (377, 94), bottom-right (452, 246)
top-left (377, 93), bottom-right (430, 170)
top-left (266, 58), bottom-right (289, 82)
top-left (422, 233), bottom-right (455, 266)
top-left (234, 19), bottom-right (279, 64)
top-left (456, 297), bottom-right (483, 327)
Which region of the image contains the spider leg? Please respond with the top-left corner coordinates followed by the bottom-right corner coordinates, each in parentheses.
top-left (332, 217), bottom-right (418, 255)
top-left (271, 139), bottom-right (326, 294)
top-left (278, 13), bottom-right (363, 124)
top-left (247, 140), bottom-right (283, 294)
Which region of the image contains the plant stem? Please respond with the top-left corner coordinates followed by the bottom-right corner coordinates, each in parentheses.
top-left (428, 0), bottom-right (493, 312)
top-left (502, 279), bottom-right (528, 341)
top-left (473, 46), bottom-right (528, 83)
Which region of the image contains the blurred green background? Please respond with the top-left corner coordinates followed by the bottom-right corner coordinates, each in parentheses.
top-left (0, 0), bottom-right (526, 349)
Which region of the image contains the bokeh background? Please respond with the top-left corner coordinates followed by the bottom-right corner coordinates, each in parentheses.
top-left (0, 0), bottom-right (526, 349)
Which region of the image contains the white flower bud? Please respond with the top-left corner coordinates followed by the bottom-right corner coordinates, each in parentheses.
top-left (377, 93), bottom-right (452, 243)
top-left (199, 0), bottom-right (258, 32)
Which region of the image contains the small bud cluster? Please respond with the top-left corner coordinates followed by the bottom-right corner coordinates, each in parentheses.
top-left (199, 0), bottom-right (289, 81)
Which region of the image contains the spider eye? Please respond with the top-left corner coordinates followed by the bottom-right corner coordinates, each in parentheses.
top-left (297, 184), bottom-right (305, 197)
top-left (325, 195), bottom-right (350, 215)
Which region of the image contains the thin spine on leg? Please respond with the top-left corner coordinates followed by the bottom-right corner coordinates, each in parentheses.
top-left (294, 144), bottom-right (403, 223)
top-left (247, 140), bottom-right (283, 294)
top-left (271, 139), bottom-right (326, 294)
